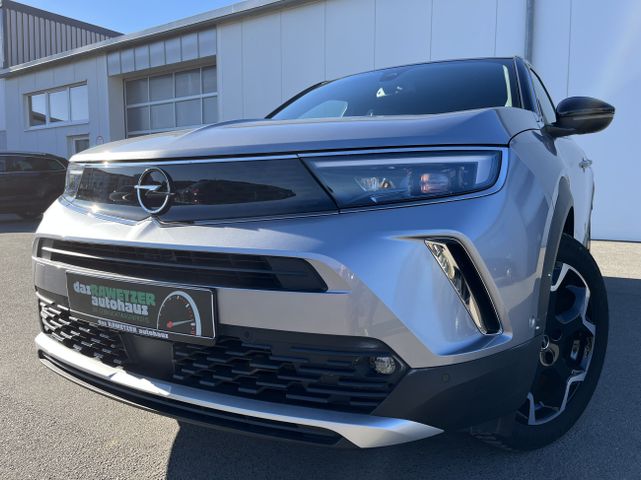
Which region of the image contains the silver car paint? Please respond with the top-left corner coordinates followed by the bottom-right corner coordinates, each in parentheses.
top-left (33, 124), bottom-right (590, 369)
top-left (71, 107), bottom-right (538, 162)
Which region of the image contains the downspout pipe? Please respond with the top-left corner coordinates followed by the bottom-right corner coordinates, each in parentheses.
top-left (524, 0), bottom-right (535, 62)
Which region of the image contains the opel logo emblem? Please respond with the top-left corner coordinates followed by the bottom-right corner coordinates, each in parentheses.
top-left (135, 168), bottom-right (174, 215)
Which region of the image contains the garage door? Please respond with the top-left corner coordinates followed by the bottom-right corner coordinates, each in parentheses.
top-left (124, 66), bottom-right (218, 137)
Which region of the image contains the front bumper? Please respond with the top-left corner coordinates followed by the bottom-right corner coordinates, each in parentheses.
top-left (36, 332), bottom-right (442, 448)
top-left (36, 329), bottom-right (540, 447)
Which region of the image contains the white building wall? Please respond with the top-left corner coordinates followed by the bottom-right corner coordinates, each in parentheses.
top-left (217, 0), bottom-right (527, 119)
top-left (533, 0), bottom-right (641, 241)
top-left (281, 2), bottom-right (325, 97)
top-left (4, 55), bottom-right (111, 158)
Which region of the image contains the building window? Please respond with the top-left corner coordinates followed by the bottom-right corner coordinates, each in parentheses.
top-left (68, 135), bottom-right (91, 156)
top-left (26, 84), bottom-right (89, 128)
top-left (124, 66), bottom-right (218, 137)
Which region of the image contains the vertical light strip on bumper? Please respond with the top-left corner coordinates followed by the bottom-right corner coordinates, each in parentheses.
top-left (425, 239), bottom-right (502, 335)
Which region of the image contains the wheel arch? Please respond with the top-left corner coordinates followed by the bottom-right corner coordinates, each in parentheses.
top-left (470, 178), bottom-right (575, 438)
top-left (563, 207), bottom-right (574, 237)
top-left (537, 177), bottom-right (574, 332)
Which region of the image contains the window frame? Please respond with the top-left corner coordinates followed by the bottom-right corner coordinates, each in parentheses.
top-left (124, 65), bottom-right (218, 137)
top-left (529, 68), bottom-right (557, 125)
top-left (0, 155), bottom-right (66, 173)
top-left (25, 83), bottom-right (90, 130)
top-left (69, 135), bottom-right (91, 156)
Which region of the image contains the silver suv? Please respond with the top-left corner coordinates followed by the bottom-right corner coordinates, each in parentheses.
top-left (33, 57), bottom-right (614, 450)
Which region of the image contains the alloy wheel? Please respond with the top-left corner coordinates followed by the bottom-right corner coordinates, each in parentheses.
top-left (517, 262), bottom-right (596, 426)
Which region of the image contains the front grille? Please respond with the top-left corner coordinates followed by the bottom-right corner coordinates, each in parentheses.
top-left (172, 337), bottom-right (404, 414)
top-left (38, 299), bottom-right (405, 415)
top-left (39, 299), bottom-right (128, 368)
top-left (37, 239), bottom-right (327, 292)
top-left (71, 158), bottom-right (336, 223)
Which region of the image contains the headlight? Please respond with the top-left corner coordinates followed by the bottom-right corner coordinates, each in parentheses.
top-left (305, 151), bottom-right (501, 208)
top-left (63, 163), bottom-right (85, 200)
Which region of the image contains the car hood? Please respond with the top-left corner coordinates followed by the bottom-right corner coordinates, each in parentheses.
top-left (74, 107), bottom-right (539, 162)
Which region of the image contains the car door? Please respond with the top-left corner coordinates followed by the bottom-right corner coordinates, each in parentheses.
top-left (530, 69), bottom-right (593, 243)
top-left (0, 156), bottom-right (31, 209)
top-left (33, 156), bottom-right (68, 204)
top-left (5, 156), bottom-right (48, 210)
top-left (0, 156), bottom-right (9, 212)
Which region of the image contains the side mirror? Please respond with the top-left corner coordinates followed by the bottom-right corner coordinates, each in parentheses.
top-left (547, 96), bottom-right (615, 137)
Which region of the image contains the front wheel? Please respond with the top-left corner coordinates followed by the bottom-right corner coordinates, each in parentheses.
top-left (476, 234), bottom-right (609, 450)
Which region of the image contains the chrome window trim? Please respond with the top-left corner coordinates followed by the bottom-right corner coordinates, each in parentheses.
top-left (70, 154), bottom-right (299, 167)
top-left (59, 197), bottom-right (339, 227)
top-left (0, 170), bottom-right (64, 175)
top-left (72, 146), bottom-right (506, 166)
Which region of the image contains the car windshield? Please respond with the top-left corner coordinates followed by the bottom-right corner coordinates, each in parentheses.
top-left (270, 59), bottom-right (519, 120)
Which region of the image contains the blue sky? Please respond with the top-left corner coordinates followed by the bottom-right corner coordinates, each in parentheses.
top-left (18, 0), bottom-right (238, 33)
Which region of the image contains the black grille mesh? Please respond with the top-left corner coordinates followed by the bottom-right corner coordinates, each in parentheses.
top-left (172, 338), bottom-right (404, 414)
top-left (39, 299), bottom-right (404, 415)
top-left (39, 299), bottom-right (128, 368)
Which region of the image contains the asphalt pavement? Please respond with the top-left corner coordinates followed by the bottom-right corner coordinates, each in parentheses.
top-left (1, 213), bottom-right (640, 479)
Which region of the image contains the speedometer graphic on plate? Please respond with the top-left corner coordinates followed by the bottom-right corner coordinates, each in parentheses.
top-left (157, 291), bottom-right (202, 336)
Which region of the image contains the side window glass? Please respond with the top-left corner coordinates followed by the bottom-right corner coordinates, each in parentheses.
top-left (530, 70), bottom-right (557, 125)
top-left (7, 157), bottom-right (35, 172)
top-left (0, 157), bottom-right (5, 173)
top-left (30, 157), bottom-right (64, 171)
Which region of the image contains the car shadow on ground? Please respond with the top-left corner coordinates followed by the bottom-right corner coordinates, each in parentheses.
top-left (164, 275), bottom-right (641, 479)
top-left (0, 214), bottom-right (40, 234)
top-left (166, 426), bottom-right (503, 480)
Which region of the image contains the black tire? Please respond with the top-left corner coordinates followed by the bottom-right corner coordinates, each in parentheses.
top-left (474, 234), bottom-right (608, 450)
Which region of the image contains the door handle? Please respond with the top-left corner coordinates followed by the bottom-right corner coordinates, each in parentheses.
top-left (579, 159), bottom-right (593, 170)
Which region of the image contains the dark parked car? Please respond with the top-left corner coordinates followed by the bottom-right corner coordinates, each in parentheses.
top-left (0, 152), bottom-right (67, 219)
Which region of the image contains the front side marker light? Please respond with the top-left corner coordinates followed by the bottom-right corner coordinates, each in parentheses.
top-left (425, 239), bottom-right (501, 335)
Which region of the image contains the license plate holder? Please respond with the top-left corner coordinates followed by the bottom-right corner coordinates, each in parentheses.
top-left (66, 272), bottom-right (216, 345)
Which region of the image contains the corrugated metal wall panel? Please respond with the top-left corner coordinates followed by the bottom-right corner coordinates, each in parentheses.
top-left (1, 2), bottom-right (120, 68)
top-left (105, 28), bottom-right (217, 76)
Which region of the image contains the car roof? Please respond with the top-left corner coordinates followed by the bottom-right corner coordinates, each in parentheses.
top-left (0, 151), bottom-right (68, 162)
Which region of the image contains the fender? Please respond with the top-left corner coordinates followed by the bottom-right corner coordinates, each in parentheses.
top-left (472, 178), bottom-right (573, 437)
